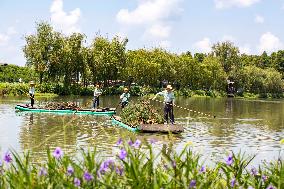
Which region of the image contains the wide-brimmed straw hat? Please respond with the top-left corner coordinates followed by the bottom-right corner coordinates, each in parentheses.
top-left (166, 85), bottom-right (173, 90)
top-left (124, 87), bottom-right (129, 91)
top-left (29, 81), bottom-right (35, 85)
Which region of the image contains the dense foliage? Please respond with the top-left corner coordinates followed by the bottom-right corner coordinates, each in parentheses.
top-left (119, 100), bottom-right (164, 126)
top-left (4, 21), bottom-right (282, 97)
top-left (0, 64), bottom-right (36, 83)
top-left (0, 139), bottom-right (283, 188)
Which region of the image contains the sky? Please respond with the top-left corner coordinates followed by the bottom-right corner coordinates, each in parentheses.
top-left (1, 0), bottom-right (284, 66)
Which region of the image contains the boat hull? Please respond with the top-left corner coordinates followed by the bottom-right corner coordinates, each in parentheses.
top-left (15, 105), bottom-right (116, 116)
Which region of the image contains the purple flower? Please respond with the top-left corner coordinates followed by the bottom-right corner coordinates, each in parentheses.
top-left (262, 175), bottom-right (268, 182)
top-left (74, 178), bottom-right (81, 187)
top-left (39, 167), bottom-right (47, 176)
top-left (248, 186), bottom-right (254, 189)
top-left (133, 139), bottom-right (141, 148)
top-left (189, 180), bottom-right (196, 188)
top-left (99, 159), bottom-right (115, 174)
top-left (116, 166), bottom-right (124, 176)
top-left (53, 147), bottom-right (63, 159)
top-left (230, 178), bottom-right (236, 187)
top-left (0, 159), bottom-right (2, 167)
top-left (199, 166), bottom-right (206, 173)
top-left (119, 149), bottom-right (127, 160)
top-left (128, 140), bottom-right (133, 146)
top-left (266, 185), bottom-right (275, 189)
top-left (116, 138), bottom-right (123, 145)
top-left (83, 171), bottom-right (93, 181)
top-left (225, 154), bottom-right (233, 166)
top-left (251, 167), bottom-right (258, 176)
top-left (149, 138), bottom-right (156, 144)
top-left (4, 152), bottom-right (12, 163)
top-left (172, 161), bottom-right (176, 168)
top-left (67, 165), bottom-right (74, 176)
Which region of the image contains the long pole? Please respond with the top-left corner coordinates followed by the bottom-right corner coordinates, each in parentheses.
top-left (150, 98), bottom-right (216, 118)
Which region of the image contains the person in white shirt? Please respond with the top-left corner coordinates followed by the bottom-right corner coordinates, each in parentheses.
top-left (93, 84), bottom-right (102, 109)
top-left (120, 88), bottom-right (130, 108)
top-left (29, 81), bottom-right (35, 107)
top-left (153, 85), bottom-right (175, 124)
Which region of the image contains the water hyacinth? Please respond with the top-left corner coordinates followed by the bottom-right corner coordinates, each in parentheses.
top-left (189, 180), bottom-right (196, 188)
top-left (199, 166), bottom-right (206, 173)
top-left (262, 175), bottom-right (268, 182)
top-left (251, 167), bottom-right (258, 176)
top-left (116, 166), bottom-right (124, 176)
top-left (119, 149), bottom-right (127, 160)
top-left (53, 147), bottom-right (64, 159)
top-left (74, 177), bottom-right (81, 187)
top-left (128, 140), bottom-right (133, 146)
top-left (116, 138), bottom-right (123, 145)
top-left (266, 185), bottom-right (275, 189)
top-left (225, 154), bottom-right (233, 166)
top-left (83, 171), bottom-right (93, 181)
top-left (4, 152), bottom-right (12, 163)
top-left (67, 165), bottom-right (74, 176)
top-left (99, 159), bottom-right (115, 174)
top-left (39, 167), bottom-right (47, 176)
top-left (132, 139), bottom-right (141, 148)
top-left (230, 178), bottom-right (236, 187)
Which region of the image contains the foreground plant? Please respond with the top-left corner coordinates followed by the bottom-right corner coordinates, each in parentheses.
top-left (0, 139), bottom-right (283, 189)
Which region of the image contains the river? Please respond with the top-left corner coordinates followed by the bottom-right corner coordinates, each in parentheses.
top-left (0, 96), bottom-right (283, 165)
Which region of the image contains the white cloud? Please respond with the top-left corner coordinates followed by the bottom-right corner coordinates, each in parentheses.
top-left (0, 33), bottom-right (10, 46)
top-left (239, 44), bottom-right (251, 54)
top-left (50, 0), bottom-right (81, 35)
top-left (116, 0), bottom-right (182, 25)
top-left (214, 0), bottom-right (260, 9)
top-left (254, 15), bottom-right (264, 24)
top-left (0, 27), bottom-right (17, 46)
top-left (257, 32), bottom-right (283, 53)
top-left (159, 40), bottom-right (171, 48)
top-left (193, 38), bottom-right (212, 53)
top-left (145, 23), bottom-right (171, 39)
top-left (116, 0), bottom-right (183, 47)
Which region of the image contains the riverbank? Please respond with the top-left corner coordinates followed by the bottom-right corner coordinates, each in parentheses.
top-left (1, 82), bottom-right (283, 99)
top-left (0, 138), bottom-right (283, 188)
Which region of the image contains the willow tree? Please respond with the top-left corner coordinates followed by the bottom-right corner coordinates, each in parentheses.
top-left (90, 36), bottom-right (128, 85)
top-left (23, 22), bottom-right (54, 83)
top-left (212, 41), bottom-right (240, 74)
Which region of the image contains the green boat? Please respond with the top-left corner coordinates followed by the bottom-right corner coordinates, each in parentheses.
top-left (111, 116), bottom-right (140, 132)
top-left (15, 104), bottom-right (116, 116)
top-left (111, 116), bottom-right (184, 133)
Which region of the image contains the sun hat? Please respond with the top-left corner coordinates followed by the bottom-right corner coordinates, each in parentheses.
top-left (166, 85), bottom-right (172, 90)
top-left (124, 87), bottom-right (129, 91)
top-left (29, 81), bottom-right (35, 85)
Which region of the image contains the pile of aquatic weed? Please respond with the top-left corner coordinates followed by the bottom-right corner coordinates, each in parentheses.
top-left (0, 139), bottom-right (283, 188)
top-left (120, 100), bottom-right (164, 126)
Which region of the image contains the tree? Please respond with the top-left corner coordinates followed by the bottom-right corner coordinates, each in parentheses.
top-left (212, 41), bottom-right (240, 73)
top-left (23, 22), bottom-right (54, 84)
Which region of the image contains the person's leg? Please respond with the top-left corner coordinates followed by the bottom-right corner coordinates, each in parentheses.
top-left (169, 104), bottom-right (174, 124)
top-left (164, 104), bottom-right (169, 124)
top-left (93, 97), bottom-right (97, 108)
top-left (31, 95), bottom-right (34, 107)
top-left (96, 96), bottom-right (100, 108)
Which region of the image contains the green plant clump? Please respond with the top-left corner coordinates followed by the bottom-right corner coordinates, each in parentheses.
top-left (120, 100), bottom-right (164, 126)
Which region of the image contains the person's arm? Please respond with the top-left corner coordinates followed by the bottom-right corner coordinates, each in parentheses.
top-left (152, 91), bottom-right (163, 100)
top-left (120, 93), bottom-right (124, 100)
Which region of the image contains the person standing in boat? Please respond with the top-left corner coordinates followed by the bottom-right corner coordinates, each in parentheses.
top-left (93, 84), bottom-right (102, 109)
top-left (120, 88), bottom-right (130, 108)
top-left (29, 81), bottom-right (35, 107)
top-left (153, 85), bottom-right (175, 124)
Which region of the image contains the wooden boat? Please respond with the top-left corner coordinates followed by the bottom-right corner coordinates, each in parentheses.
top-left (15, 104), bottom-right (116, 116)
top-left (111, 116), bottom-right (184, 133)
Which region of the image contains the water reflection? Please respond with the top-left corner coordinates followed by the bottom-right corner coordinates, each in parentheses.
top-left (0, 96), bottom-right (283, 165)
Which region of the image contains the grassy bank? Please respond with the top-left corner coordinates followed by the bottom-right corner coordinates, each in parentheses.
top-left (0, 138), bottom-right (283, 188)
top-left (0, 82), bottom-right (283, 99)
